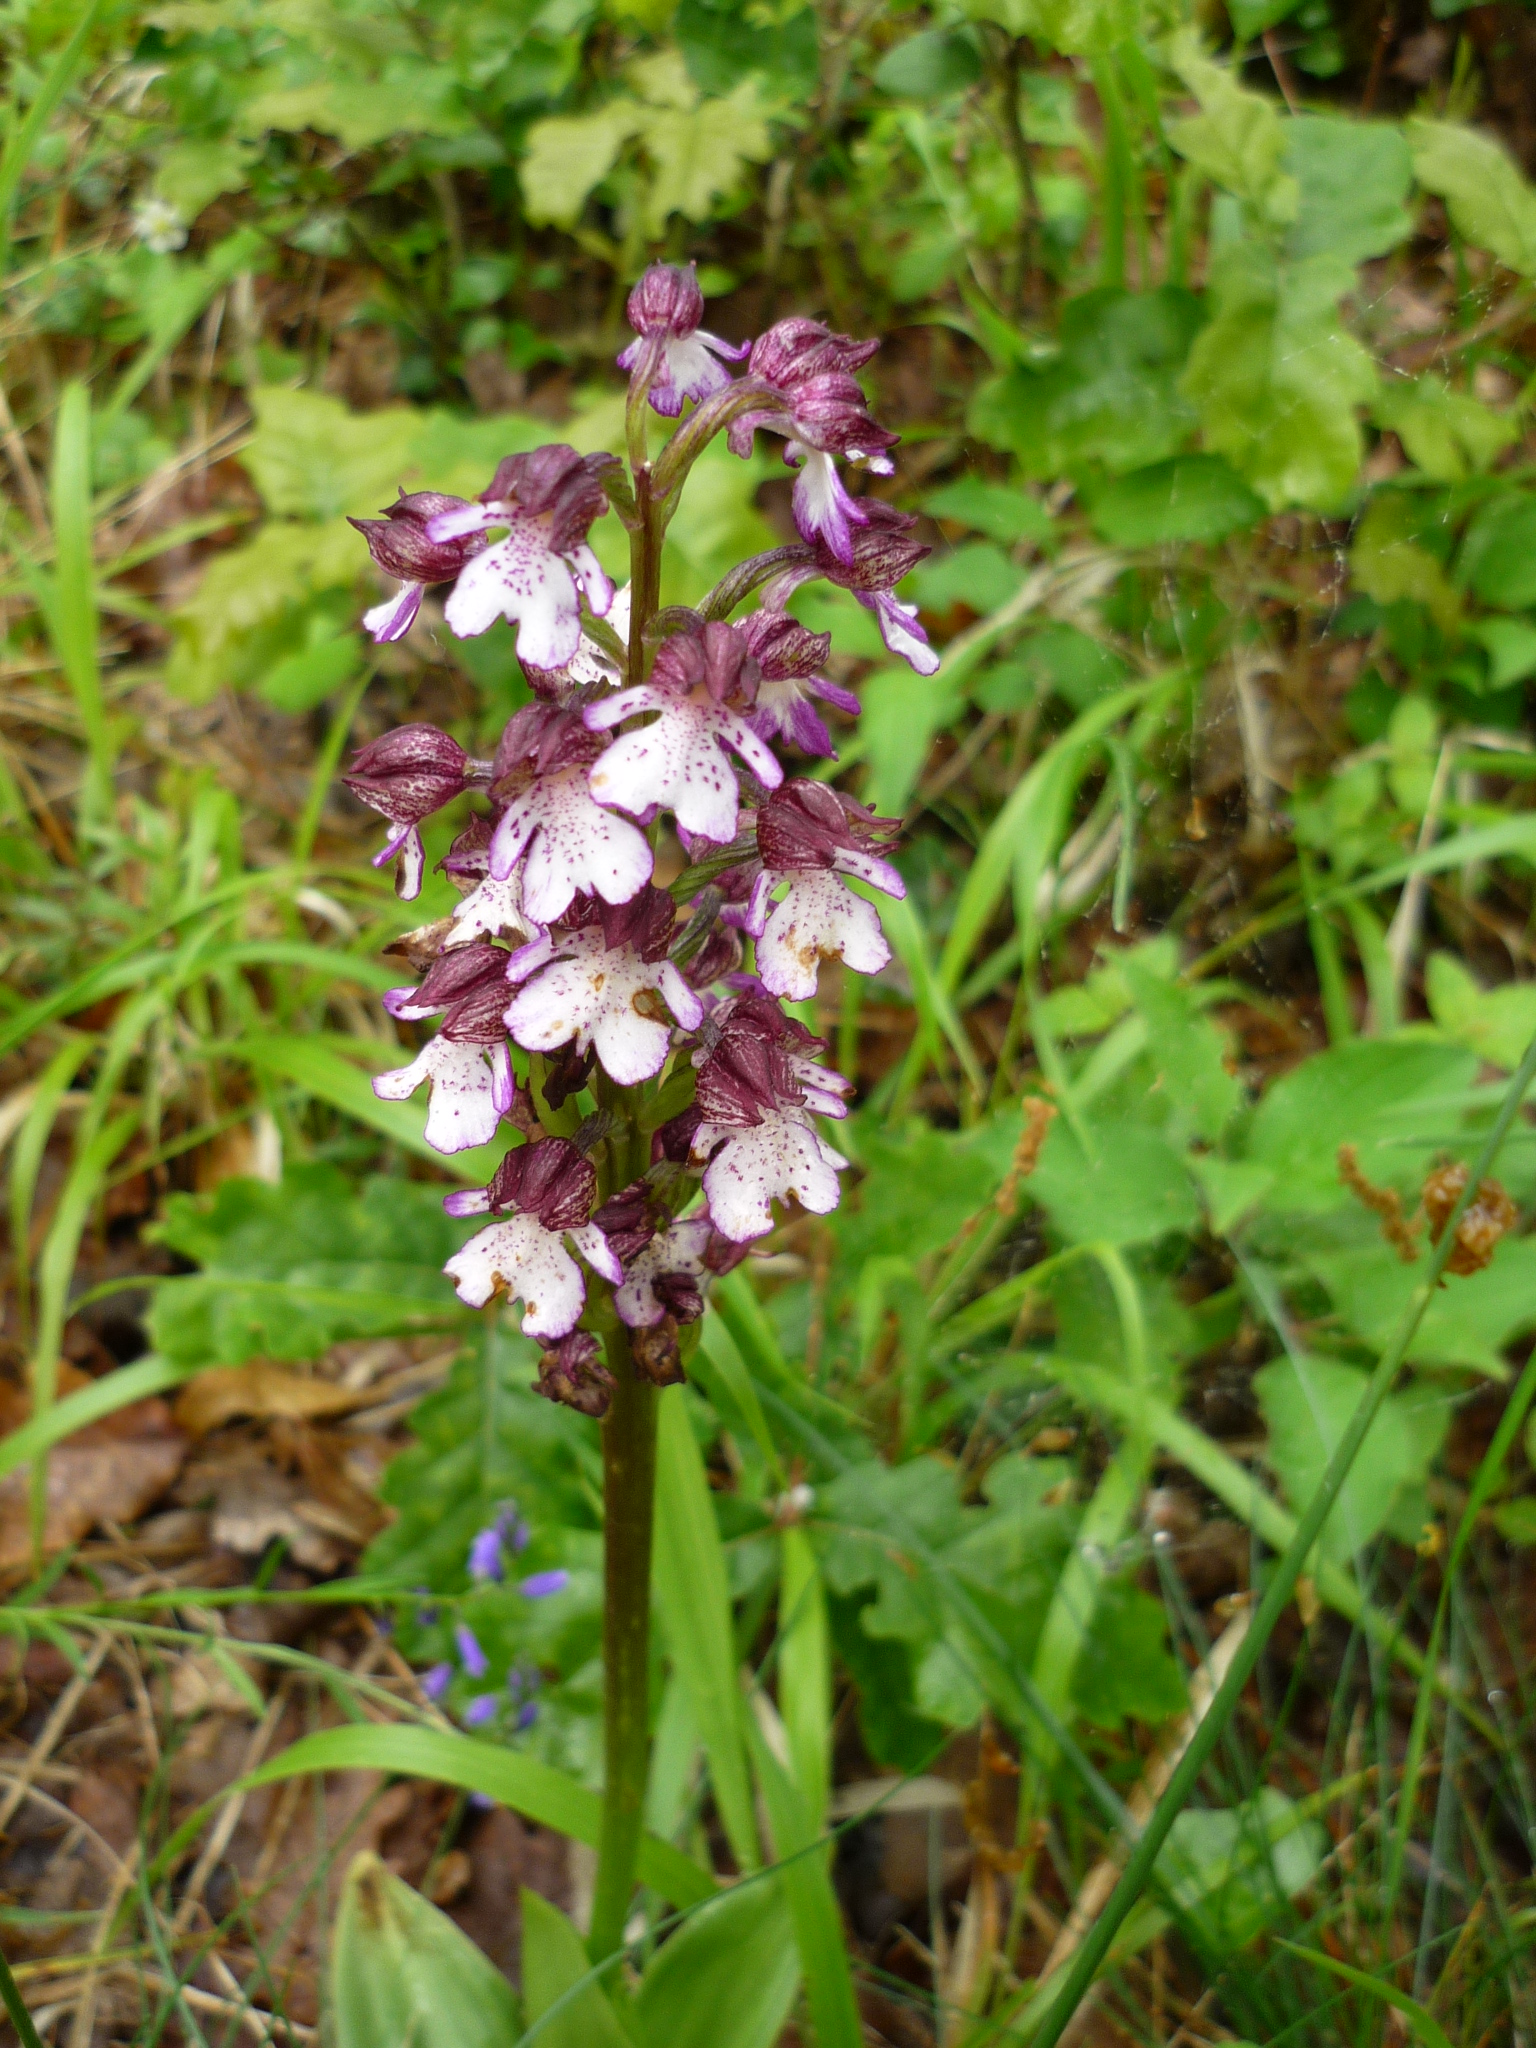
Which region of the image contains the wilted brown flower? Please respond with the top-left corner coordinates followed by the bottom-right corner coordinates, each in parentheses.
top-left (1422, 1161), bottom-right (1519, 1277)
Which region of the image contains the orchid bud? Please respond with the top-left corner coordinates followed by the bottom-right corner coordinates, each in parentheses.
top-left (345, 724), bottom-right (470, 828)
top-left (626, 262), bottom-right (705, 340)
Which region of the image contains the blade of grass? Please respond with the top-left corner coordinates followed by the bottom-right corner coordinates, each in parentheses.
top-left (654, 1386), bottom-right (760, 1872)
top-left (0, 1942), bottom-right (46, 2048)
top-left (236, 1725), bottom-right (715, 1908)
top-left (0, 0), bottom-right (104, 273)
top-left (48, 382), bottom-right (110, 825)
top-left (0, 1357), bottom-right (186, 1483)
top-left (7, 1037), bottom-right (94, 1346)
top-left (294, 663), bottom-right (373, 863)
top-left (1020, 1026), bottom-right (1536, 2048)
top-left (1271, 1941), bottom-right (1456, 2048)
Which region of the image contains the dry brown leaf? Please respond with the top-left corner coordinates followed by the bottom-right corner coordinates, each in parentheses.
top-left (175, 1364), bottom-right (364, 1438)
top-left (208, 1464), bottom-right (346, 1573)
top-left (0, 1369), bottom-right (187, 1571)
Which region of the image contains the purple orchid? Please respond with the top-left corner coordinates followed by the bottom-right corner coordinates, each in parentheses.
top-left (504, 886), bottom-right (704, 1086)
top-left (617, 263), bottom-right (749, 417)
top-left (488, 703), bottom-right (653, 924)
top-left (374, 941), bottom-right (517, 1152)
top-left (741, 780), bottom-right (905, 1001)
top-left (585, 620), bottom-right (782, 844)
top-left (343, 723), bottom-right (475, 900)
top-left (738, 610), bottom-right (859, 758)
top-left (443, 1138), bottom-right (621, 1339)
top-left (352, 491), bottom-right (488, 644)
top-left (419, 447), bottom-right (619, 670)
top-left (727, 317), bottom-right (898, 563)
top-left (350, 263), bottom-right (927, 1411)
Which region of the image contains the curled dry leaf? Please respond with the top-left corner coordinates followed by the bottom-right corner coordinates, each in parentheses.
top-left (175, 1363), bottom-right (367, 1437)
top-left (1422, 1161), bottom-right (1520, 1276)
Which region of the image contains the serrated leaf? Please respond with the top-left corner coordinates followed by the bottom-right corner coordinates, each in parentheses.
top-left (1373, 375), bottom-right (1515, 482)
top-left (1285, 114), bottom-right (1413, 264)
top-left (243, 385), bottom-right (427, 521)
top-left (520, 102), bottom-right (646, 227)
top-left (639, 77), bottom-right (775, 235)
top-left (1166, 32), bottom-right (1298, 229)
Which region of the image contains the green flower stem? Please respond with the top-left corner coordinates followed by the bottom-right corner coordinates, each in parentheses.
top-left (588, 1330), bottom-right (659, 1964)
top-left (588, 473), bottom-right (667, 1966)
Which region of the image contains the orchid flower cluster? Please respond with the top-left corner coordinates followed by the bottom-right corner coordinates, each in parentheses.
top-left (347, 263), bottom-right (936, 1412)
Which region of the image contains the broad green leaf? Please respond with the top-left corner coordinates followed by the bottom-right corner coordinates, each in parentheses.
top-left (859, 664), bottom-right (963, 816)
top-left (634, 1878), bottom-right (799, 2048)
top-left (1306, 1232), bottom-right (1536, 1377)
top-left (332, 1852), bottom-right (518, 2048)
top-left (959, 0), bottom-right (1141, 56)
top-left (1255, 1354), bottom-right (1443, 1568)
top-left (518, 1891), bottom-right (627, 2048)
top-left (777, 1527), bottom-right (830, 1825)
top-left (1119, 954), bottom-right (1240, 1144)
top-left (969, 287), bottom-right (1202, 477)
top-left (1458, 491), bottom-right (1536, 610)
top-left (833, 1112), bottom-right (1022, 1272)
top-left (639, 77), bottom-right (775, 236)
top-left (1157, 1789), bottom-right (1327, 1948)
top-left (165, 518), bottom-right (361, 702)
top-left (1166, 34), bottom-right (1298, 228)
top-left (521, 103), bottom-right (646, 226)
top-left (1189, 1156), bottom-right (1276, 1234)
top-left (1492, 1497), bottom-right (1536, 1545)
top-left (1467, 617), bottom-right (1536, 690)
top-left (1086, 454), bottom-right (1264, 547)
top-left (238, 1726), bottom-right (716, 1908)
top-left (1349, 492), bottom-right (1460, 633)
top-left (146, 1166), bottom-right (473, 1366)
top-left (1243, 1037), bottom-right (1478, 1213)
top-left (242, 77), bottom-right (470, 150)
top-left (1183, 245), bottom-right (1376, 512)
top-left (153, 136), bottom-right (255, 218)
top-left (911, 542), bottom-right (1026, 615)
top-left (243, 386), bottom-right (427, 521)
top-left (654, 1387), bottom-right (759, 1870)
top-left (1284, 114), bottom-right (1413, 264)
top-left (925, 477), bottom-right (1052, 547)
top-left (1408, 116), bottom-right (1536, 276)
top-left (1426, 951), bottom-right (1536, 1071)
top-left (1027, 1117), bottom-right (1200, 1246)
top-left (1372, 375), bottom-right (1514, 482)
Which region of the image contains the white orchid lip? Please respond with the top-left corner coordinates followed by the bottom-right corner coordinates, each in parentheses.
top-left (505, 926), bottom-right (704, 1086)
top-left (585, 687), bottom-right (783, 844)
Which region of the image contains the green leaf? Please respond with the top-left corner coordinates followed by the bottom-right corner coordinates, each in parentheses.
top-left (1408, 117), bottom-right (1536, 276)
top-left (1255, 1354), bottom-right (1442, 1568)
top-left (518, 1891), bottom-right (627, 2048)
top-left (1426, 951), bottom-right (1536, 1071)
top-left (1166, 33), bottom-right (1298, 228)
top-left (165, 518), bottom-right (362, 703)
top-left (1458, 490), bottom-right (1536, 609)
top-left (1027, 1118), bottom-right (1200, 1246)
top-left (258, 633), bottom-right (360, 713)
top-left (1183, 245), bottom-right (1376, 512)
top-left (911, 542), bottom-right (1026, 615)
top-left (638, 75), bottom-right (776, 236)
top-left (146, 1166), bottom-right (473, 1367)
top-left (333, 1852), bottom-right (518, 2048)
top-left (970, 287), bottom-right (1203, 476)
top-left (1373, 376), bottom-right (1514, 482)
top-left (859, 664), bottom-right (963, 817)
top-left (240, 1727), bottom-right (716, 1908)
top-left (1072, 1578), bottom-right (1188, 1728)
top-left (1273, 1941), bottom-right (1456, 2048)
top-left (958, 0), bottom-right (1141, 56)
top-left (521, 102), bottom-right (647, 226)
top-left (47, 381), bottom-right (109, 820)
top-left (1306, 1232), bottom-right (1536, 1377)
top-left (1242, 1038), bottom-right (1479, 1213)
top-left (1467, 617), bottom-right (1536, 690)
top-left (1085, 454), bottom-right (1264, 547)
top-left (925, 478), bottom-right (1052, 547)
top-left (1284, 114), bottom-right (1414, 265)
top-left (634, 1879), bottom-right (799, 2048)
top-left (1349, 492), bottom-right (1461, 633)
top-left (1158, 1789), bottom-right (1328, 1949)
top-left (654, 1388), bottom-right (760, 1871)
top-left (243, 386), bottom-right (428, 522)
top-left (0, 1357), bottom-right (186, 1484)
top-left (1491, 1497), bottom-right (1536, 1545)
top-left (241, 78), bottom-right (470, 151)
top-left (1120, 955), bottom-right (1240, 1144)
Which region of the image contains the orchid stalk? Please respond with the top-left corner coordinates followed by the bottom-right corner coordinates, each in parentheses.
top-left (346, 262), bottom-right (936, 1963)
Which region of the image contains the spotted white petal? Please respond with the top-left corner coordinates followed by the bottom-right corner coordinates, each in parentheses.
top-left (754, 870), bottom-right (891, 1002)
top-left (571, 1222), bottom-right (623, 1285)
top-left (614, 1215), bottom-right (713, 1328)
top-left (446, 869), bottom-right (535, 947)
top-left (373, 1034), bottom-right (506, 1154)
top-left (488, 766), bottom-right (653, 923)
top-left (697, 1108), bottom-right (848, 1243)
top-left (364, 583), bottom-right (423, 643)
top-left (442, 521), bottom-right (585, 670)
top-left (505, 929), bottom-right (702, 1085)
top-left (587, 691), bottom-right (783, 843)
top-left (442, 1213), bottom-right (587, 1337)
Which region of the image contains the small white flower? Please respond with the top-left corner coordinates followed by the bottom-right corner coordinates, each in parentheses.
top-left (614, 1214), bottom-right (714, 1328)
top-left (695, 1106), bottom-right (848, 1243)
top-left (586, 690), bottom-right (782, 844)
top-left (506, 928), bottom-right (703, 1086)
top-left (133, 196), bottom-right (188, 253)
top-left (443, 1213), bottom-right (620, 1339)
top-left (373, 1034), bottom-right (514, 1154)
top-left (488, 765), bottom-right (653, 924)
top-left (446, 869), bottom-right (533, 947)
top-left (749, 869), bottom-right (892, 1003)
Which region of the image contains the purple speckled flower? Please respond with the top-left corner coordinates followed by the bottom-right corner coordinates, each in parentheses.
top-left (519, 1569), bottom-right (570, 1600)
top-left (617, 262), bottom-right (748, 417)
